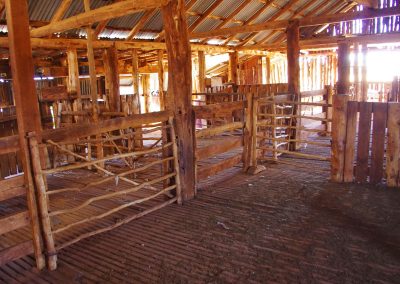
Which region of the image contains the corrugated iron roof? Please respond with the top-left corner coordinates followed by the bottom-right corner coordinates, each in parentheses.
top-left (0, 0), bottom-right (376, 46)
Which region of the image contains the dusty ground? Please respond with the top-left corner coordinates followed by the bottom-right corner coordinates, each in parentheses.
top-left (1, 162), bottom-right (400, 283)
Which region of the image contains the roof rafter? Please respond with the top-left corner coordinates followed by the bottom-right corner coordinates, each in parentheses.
top-left (188, 0), bottom-right (224, 33)
top-left (221, 0), bottom-right (274, 45)
top-left (257, 0), bottom-right (335, 46)
top-left (238, 0), bottom-right (300, 47)
top-left (126, 8), bottom-right (157, 40)
top-left (190, 6), bottom-right (400, 39)
top-left (31, 0), bottom-right (169, 38)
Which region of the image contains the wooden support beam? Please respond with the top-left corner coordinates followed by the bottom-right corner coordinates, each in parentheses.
top-left (162, 0), bottom-right (196, 201)
top-left (126, 9), bottom-right (156, 41)
top-left (31, 0), bottom-right (170, 38)
top-left (356, 0), bottom-right (379, 9)
top-left (287, 20), bottom-right (300, 151)
top-left (188, 0), bottom-right (223, 33)
top-left (50, 0), bottom-right (73, 23)
top-left (142, 74), bottom-right (150, 113)
top-left (337, 40), bottom-right (351, 95)
top-left (239, 0), bottom-right (298, 47)
top-left (228, 51), bottom-right (238, 84)
top-left (198, 50), bottom-right (206, 93)
top-left (66, 49), bottom-right (80, 97)
top-left (191, 6), bottom-right (400, 39)
top-left (104, 46), bottom-right (120, 112)
top-left (4, 0), bottom-right (45, 270)
top-left (158, 50), bottom-right (166, 110)
top-left (0, 37), bottom-right (233, 53)
top-left (131, 49), bottom-right (141, 114)
top-left (360, 44), bottom-right (368, 101)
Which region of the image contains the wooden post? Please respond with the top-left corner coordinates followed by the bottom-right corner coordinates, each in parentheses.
top-left (360, 44), bottom-right (368, 102)
top-left (5, 0), bottom-right (45, 270)
top-left (28, 134), bottom-right (57, 270)
top-left (229, 51), bottom-right (238, 85)
top-left (198, 50), bottom-right (206, 93)
top-left (324, 85), bottom-right (334, 134)
top-left (131, 49), bottom-right (141, 114)
top-left (387, 103), bottom-right (400, 187)
top-left (266, 56), bottom-right (271, 84)
top-left (158, 50), bottom-right (165, 110)
top-left (85, 0), bottom-right (103, 169)
top-left (103, 46), bottom-right (120, 112)
top-left (353, 42), bottom-right (360, 101)
top-left (162, 0), bottom-right (196, 201)
top-left (331, 95), bottom-right (349, 182)
top-left (66, 49), bottom-right (81, 98)
top-left (287, 20), bottom-right (300, 151)
top-left (142, 74), bottom-right (150, 113)
top-left (337, 40), bottom-right (351, 95)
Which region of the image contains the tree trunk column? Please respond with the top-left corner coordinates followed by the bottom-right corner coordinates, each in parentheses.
top-left (287, 20), bottom-right (300, 151)
top-left (5, 0), bottom-right (46, 269)
top-left (229, 51), bottom-right (239, 86)
top-left (198, 50), bottom-right (206, 93)
top-left (162, 0), bottom-right (196, 201)
top-left (337, 40), bottom-right (351, 95)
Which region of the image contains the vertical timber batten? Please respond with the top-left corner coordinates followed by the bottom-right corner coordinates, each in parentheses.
top-left (5, 0), bottom-right (45, 269)
top-left (162, 0), bottom-right (196, 201)
top-left (287, 20), bottom-right (300, 151)
top-left (104, 46), bottom-right (120, 112)
top-left (198, 50), bottom-right (206, 93)
top-left (131, 49), bottom-right (141, 114)
top-left (337, 40), bottom-right (351, 95)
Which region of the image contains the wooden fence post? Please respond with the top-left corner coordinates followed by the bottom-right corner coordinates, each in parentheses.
top-left (324, 85), bottom-right (334, 134)
top-left (28, 133), bottom-right (57, 270)
top-left (246, 94), bottom-right (266, 175)
top-left (386, 103), bottom-right (400, 187)
top-left (331, 95), bottom-right (349, 182)
top-left (243, 92), bottom-right (253, 171)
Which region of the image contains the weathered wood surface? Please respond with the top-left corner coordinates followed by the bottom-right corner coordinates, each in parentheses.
top-left (162, 0), bottom-right (196, 200)
top-left (355, 102), bottom-right (373, 183)
top-left (370, 103), bottom-right (387, 184)
top-left (343, 101), bottom-right (358, 182)
top-left (387, 103), bottom-right (400, 187)
top-left (196, 137), bottom-right (242, 161)
top-left (5, 0), bottom-right (45, 269)
top-left (197, 154), bottom-right (242, 180)
top-left (42, 111), bottom-right (170, 143)
top-left (331, 95), bottom-right (348, 182)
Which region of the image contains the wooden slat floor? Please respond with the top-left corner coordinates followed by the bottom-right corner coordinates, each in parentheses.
top-left (2, 146), bottom-right (400, 283)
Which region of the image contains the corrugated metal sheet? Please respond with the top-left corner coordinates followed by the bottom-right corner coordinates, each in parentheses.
top-left (0, 0), bottom-right (366, 45)
top-left (108, 12), bottom-right (145, 29)
top-left (212, 0), bottom-right (246, 19)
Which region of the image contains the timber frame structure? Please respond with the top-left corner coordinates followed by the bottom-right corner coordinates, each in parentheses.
top-left (0, 0), bottom-right (400, 276)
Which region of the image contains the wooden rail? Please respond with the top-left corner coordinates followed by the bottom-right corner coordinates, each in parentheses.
top-left (27, 112), bottom-right (181, 270)
top-left (194, 101), bottom-right (246, 181)
top-left (332, 97), bottom-right (400, 187)
top-left (0, 136), bottom-right (44, 269)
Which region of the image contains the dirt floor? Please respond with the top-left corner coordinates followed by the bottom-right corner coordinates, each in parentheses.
top-left (1, 162), bottom-right (400, 283)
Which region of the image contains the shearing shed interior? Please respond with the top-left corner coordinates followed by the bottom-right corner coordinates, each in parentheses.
top-left (0, 0), bottom-right (400, 282)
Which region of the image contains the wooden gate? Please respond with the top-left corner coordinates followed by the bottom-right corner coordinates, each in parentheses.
top-left (0, 135), bottom-right (45, 269)
top-left (248, 87), bottom-right (333, 173)
top-left (332, 96), bottom-right (400, 186)
top-left (28, 111), bottom-right (180, 269)
top-left (194, 99), bottom-right (246, 183)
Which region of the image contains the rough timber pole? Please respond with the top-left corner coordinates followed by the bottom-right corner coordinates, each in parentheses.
top-left (162, 0), bottom-right (196, 201)
top-left (5, 0), bottom-right (45, 269)
top-left (131, 49), bottom-right (141, 114)
top-left (198, 50), bottom-right (206, 93)
top-left (287, 20), bottom-right (300, 151)
top-left (337, 40), bottom-right (351, 95)
top-left (158, 50), bottom-right (166, 110)
top-left (104, 46), bottom-right (120, 112)
top-left (228, 51), bottom-right (239, 85)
